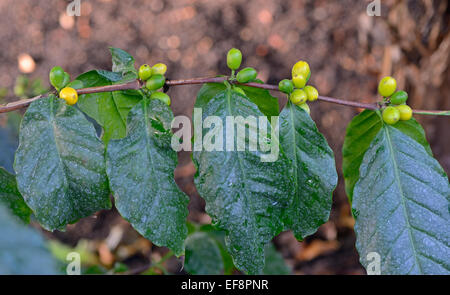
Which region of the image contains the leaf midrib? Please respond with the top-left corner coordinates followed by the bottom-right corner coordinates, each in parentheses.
top-left (384, 125), bottom-right (423, 274)
top-left (111, 90), bottom-right (127, 128)
top-left (287, 102), bottom-right (299, 194)
top-left (49, 98), bottom-right (75, 216)
top-left (225, 89), bottom-right (253, 231)
top-left (143, 100), bottom-right (162, 212)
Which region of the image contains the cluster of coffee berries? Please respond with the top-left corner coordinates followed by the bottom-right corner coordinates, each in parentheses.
top-left (139, 63), bottom-right (170, 106)
top-left (278, 61), bottom-right (318, 115)
top-left (50, 66), bottom-right (84, 105)
top-left (226, 48), bottom-right (259, 95)
top-left (378, 76), bottom-right (412, 125)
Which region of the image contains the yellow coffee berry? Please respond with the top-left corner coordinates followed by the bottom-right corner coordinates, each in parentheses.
top-left (304, 85), bottom-right (319, 101)
top-left (292, 74), bottom-right (307, 89)
top-left (290, 89), bottom-right (308, 105)
top-left (292, 61), bottom-right (311, 80)
top-left (382, 106), bottom-right (400, 125)
top-left (59, 87), bottom-right (78, 105)
top-left (395, 105), bottom-right (413, 121)
top-left (378, 76), bottom-right (397, 97)
top-left (139, 64), bottom-right (152, 81)
top-left (152, 63), bottom-right (167, 75)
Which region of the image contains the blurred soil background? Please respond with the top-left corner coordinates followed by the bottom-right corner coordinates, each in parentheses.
top-left (0, 0), bottom-right (448, 274)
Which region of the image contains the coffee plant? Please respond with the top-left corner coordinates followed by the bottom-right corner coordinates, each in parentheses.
top-left (0, 47), bottom-right (448, 275)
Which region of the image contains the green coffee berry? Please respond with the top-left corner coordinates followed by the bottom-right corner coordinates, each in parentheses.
top-left (150, 92), bottom-right (171, 106)
top-left (378, 76), bottom-right (397, 97)
top-left (146, 74), bottom-right (165, 90)
top-left (390, 90), bottom-right (408, 105)
top-left (304, 85), bottom-right (319, 101)
top-left (227, 48), bottom-right (242, 70)
top-left (236, 67), bottom-right (257, 83)
top-left (49, 66), bottom-right (65, 88)
top-left (382, 106), bottom-right (400, 125)
top-left (278, 79), bottom-right (294, 94)
top-left (290, 89), bottom-right (308, 105)
top-left (139, 64), bottom-right (153, 81)
top-left (61, 72), bottom-right (70, 88)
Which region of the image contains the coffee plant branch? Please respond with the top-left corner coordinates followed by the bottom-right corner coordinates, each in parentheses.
top-left (0, 76), bottom-right (447, 115)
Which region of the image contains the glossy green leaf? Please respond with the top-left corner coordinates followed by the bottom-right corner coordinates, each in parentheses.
top-left (110, 47), bottom-right (137, 78)
top-left (279, 101), bottom-right (337, 240)
top-left (263, 243), bottom-right (291, 275)
top-left (239, 80), bottom-right (279, 117)
top-left (343, 110), bottom-right (382, 202)
top-left (193, 89), bottom-right (293, 274)
top-left (184, 232), bottom-right (224, 275)
top-left (107, 99), bottom-right (189, 256)
top-left (0, 128), bottom-right (16, 172)
top-left (76, 70), bottom-right (143, 144)
top-left (0, 205), bottom-right (59, 274)
top-left (0, 167), bottom-right (32, 223)
top-left (0, 112), bottom-right (20, 172)
top-left (195, 83), bottom-right (227, 109)
top-left (14, 96), bottom-right (111, 230)
top-left (394, 117), bottom-right (432, 156)
top-left (195, 81), bottom-right (279, 117)
top-left (198, 224), bottom-right (236, 274)
top-left (187, 224), bottom-right (290, 274)
top-left (353, 125), bottom-right (450, 274)
top-left (343, 110), bottom-right (432, 201)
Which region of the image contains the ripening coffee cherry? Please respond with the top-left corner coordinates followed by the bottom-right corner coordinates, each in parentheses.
top-left (390, 90), bottom-right (408, 105)
top-left (304, 85), bottom-right (319, 101)
top-left (49, 66), bottom-right (65, 88)
top-left (146, 74), bottom-right (165, 90)
top-left (236, 67), bottom-right (257, 83)
top-left (292, 61), bottom-right (310, 81)
top-left (395, 105), bottom-right (412, 121)
top-left (227, 48), bottom-right (242, 70)
top-left (152, 63), bottom-right (167, 75)
top-left (139, 64), bottom-right (153, 81)
top-left (382, 106), bottom-right (400, 125)
top-left (278, 79), bottom-right (294, 94)
top-left (233, 87), bottom-right (246, 96)
top-left (292, 74), bottom-right (307, 89)
top-left (290, 89), bottom-right (308, 105)
top-left (378, 76), bottom-right (397, 97)
top-left (150, 92), bottom-right (171, 106)
top-left (59, 87), bottom-right (78, 105)
top-left (298, 102), bottom-right (310, 115)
